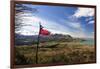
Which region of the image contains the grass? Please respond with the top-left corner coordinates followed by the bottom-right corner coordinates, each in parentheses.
top-left (15, 41), bottom-right (96, 65)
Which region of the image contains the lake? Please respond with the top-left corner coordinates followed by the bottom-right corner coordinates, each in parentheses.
top-left (80, 38), bottom-right (94, 46)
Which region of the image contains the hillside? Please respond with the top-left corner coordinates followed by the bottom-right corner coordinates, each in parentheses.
top-left (15, 33), bottom-right (73, 45)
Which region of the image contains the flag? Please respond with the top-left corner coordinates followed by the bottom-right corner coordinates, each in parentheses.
top-left (35, 23), bottom-right (50, 64)
top-left (40, 25), bottom-right (50, 35)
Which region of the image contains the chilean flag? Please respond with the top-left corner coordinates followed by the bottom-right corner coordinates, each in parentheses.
top-left (39, 25), bottom-right (50, 35)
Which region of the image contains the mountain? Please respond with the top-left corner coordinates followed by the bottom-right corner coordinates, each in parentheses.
top-left (15, 33), bottom-right (73, 45)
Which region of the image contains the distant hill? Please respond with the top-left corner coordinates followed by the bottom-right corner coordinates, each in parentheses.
top-left (15, 33), bottom-right (73, 45)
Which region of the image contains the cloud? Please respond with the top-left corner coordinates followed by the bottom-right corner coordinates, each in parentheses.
top-left (92, 32), bottom-right (94, 34)
top-left (15, 12), bottom-right (72, 35)
top-left (58, 18), bottom-right (87, 38)
top-left (88, 20), bottom-right (94, 24)
top-left (59, 18), bottom-right (81, 30)
top-left (15, 12), bottom-right (83, 37)
top-left (86, 17), bottom-right (93, 22)
top-left (15, 10), bottom-right (92, 38)
top-left (85, 16), bottom-right (94, 24)
top-left (69, 22), bottom-right (81, 29)
top-left (73, 8), bottom-right (94, 18)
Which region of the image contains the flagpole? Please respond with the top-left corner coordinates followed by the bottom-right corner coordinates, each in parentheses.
top-left (36, 22), bottom-right (41, 64)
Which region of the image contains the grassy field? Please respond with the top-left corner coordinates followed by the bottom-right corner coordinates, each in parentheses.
top-left (15, 41), bottom-right (96, 65)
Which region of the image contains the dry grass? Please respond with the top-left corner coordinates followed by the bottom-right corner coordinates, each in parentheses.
top-left (15, 42), bottom-right (96, 65)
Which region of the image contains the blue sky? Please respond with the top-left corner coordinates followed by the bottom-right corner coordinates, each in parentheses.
top-left (15, 4), bottom-right (95, 38)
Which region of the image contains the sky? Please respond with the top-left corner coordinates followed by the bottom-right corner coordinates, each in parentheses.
top-left (15, 4), bottom-right (95, 38)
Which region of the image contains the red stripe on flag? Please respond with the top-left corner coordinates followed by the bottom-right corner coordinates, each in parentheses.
top-left (40, 28), bottom-right (50, 35)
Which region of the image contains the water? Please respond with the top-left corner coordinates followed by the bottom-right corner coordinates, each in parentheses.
top-left (80, 38), bottom-right (94, 46)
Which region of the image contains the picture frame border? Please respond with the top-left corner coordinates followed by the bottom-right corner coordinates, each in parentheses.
top-left (10, 1), bottom-right (97, 68)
